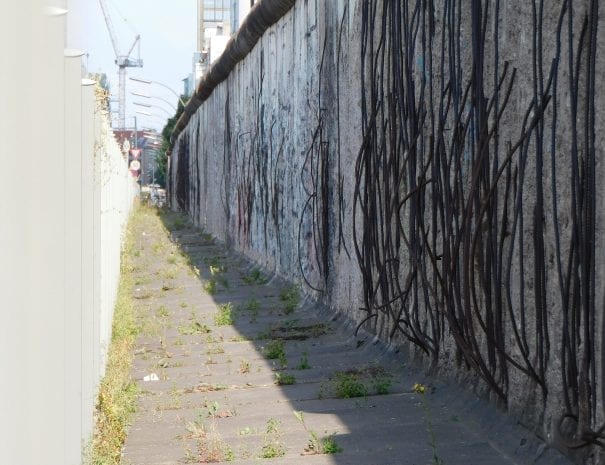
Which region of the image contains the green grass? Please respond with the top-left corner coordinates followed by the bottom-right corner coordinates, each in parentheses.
top-left (373, 376), bottom-right (392, 395)
top-left (274, 372), bottom-right (296, 385)
top-left (240, 298), bottom-right (260, 322)
top-left (214, 302), bottom-right (234, 326)
top-left (293, 411), bottom-right (343, 455)
top-left (172, 217), bottom-right (186, 230)
top-left (239, 359), bottom-right (251, 374)
top-left (155, 305), bottom-right (169, 318)
top-left (178, 321), bottom-right (211, 335)
top-left (260, 419), bottom-right (286, 458)
top-left (242, 268), bottom-right (268, 285)
top-left (203, 279), bottom-right (217, 295)
top-left (88, 206), bottom-right (144, 465)
top-left (333, 372), bottom-right (368, 398)
top-left (297, 351), bottom-right (311, 370)
top-left (263, 340), bottom-right (285, 364)
top-left (414, 383), bottom-right (443, 465)
top-left (279, 284), bottom-right (300, 314)
top-left (206, 345), bottom-right (225, 355)
top-left (320, 435), bottom-right (343, 454)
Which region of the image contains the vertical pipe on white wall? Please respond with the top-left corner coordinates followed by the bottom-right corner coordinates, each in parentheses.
top-left (0, 1), bottom-right (36, 461)
top-left (64, 48), bottom-right (84, 465)
top-left (92, 97), bottom-right (103, 384)
top-left (81, 78), bottom-right (96, 449)
top-left (25, 5), bottom-right (67, 464)
top-left (99, 118), bottom-right (110, 375)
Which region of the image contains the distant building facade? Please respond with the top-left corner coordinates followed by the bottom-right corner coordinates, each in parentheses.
top-left (231, 0), bottom-right (256, 32)
top-left (190, 0), bottom-right (256, 91)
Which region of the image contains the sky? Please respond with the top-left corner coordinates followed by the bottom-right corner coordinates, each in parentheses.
top-left (66, 0), bottom-right (197, 131)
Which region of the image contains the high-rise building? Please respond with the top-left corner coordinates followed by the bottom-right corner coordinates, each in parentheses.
top-left (197, 0), bottom-right (231, 53)
top-left (192, 0), bottom-right (255, 90)
top-left (231, 0), bottom-right (256, 32)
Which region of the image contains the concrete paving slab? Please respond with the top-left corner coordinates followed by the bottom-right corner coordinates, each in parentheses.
top-left (120, 210), bottom-right (572, 465)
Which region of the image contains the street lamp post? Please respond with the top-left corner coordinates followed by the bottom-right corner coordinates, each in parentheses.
top-left (129, 77), bottom-right (186, 108)
top-left (133, 101), bottom-right (173, 117)
top-left (131, 91), bottom-right (177, 112)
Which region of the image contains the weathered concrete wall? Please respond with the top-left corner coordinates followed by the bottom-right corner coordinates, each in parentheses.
top-left (170, 0), bottom-right (604, 461)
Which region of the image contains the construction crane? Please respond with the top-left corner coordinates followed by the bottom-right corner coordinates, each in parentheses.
top-left (99, 0), bottom-right (143, 130)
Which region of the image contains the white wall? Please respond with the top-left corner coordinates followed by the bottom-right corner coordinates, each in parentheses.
top-left (0, 3), bottom-right (137, 464)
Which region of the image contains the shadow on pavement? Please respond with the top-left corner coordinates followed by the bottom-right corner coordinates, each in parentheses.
top-left (121, 206), bottom-right (571, 465)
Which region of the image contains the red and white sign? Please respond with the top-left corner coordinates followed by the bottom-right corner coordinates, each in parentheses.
top-left (129, 148), bottom-right (142, 159)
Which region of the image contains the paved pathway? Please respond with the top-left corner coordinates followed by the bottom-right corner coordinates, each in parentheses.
top-left (121, 208), bottom-right (571, 465)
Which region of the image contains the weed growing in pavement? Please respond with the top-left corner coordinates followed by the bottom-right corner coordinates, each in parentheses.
top-left (209, 264), bottom-right (221, 275)
top-left (238, 426), bottom-right (258, 436)
top-left (201, 232), bottom-right (213, 242)
top-left (275, 372), bottom-right (296, 385)
top-left (333, 372), bottom-right (368, 398)
top-left (204, 401), bottom-right (221, 418)
top-left (186, 416), bottom-right (235, 463)
top-left (203, 278), bottom-right (217, 295)
top-left (263, 340), bottom-right (285, 359)
top-left (134, 275), bottom-right (151, 285)
top-left (373, 376), bottom-right (393, 395)
top-left (240, 297), bottom-right (260, 322)
top-left (156, 305), bottom-right (169, 318)
top-left (216, 275), bottom-right (230, 290)
top-left (214, 302), bottom-right (234, 326)
top-left (413, 383), bottom-right (443, 465)
top-left (209, 263), bottom-right (230, 290)
top-left (260, 418), bottom-right (286, 458)
top-left (185, 411), bottom-right (207, 439)
top-left (263, 339), bottom-right (287, 367)
top-left (279, 284), bottom-right (300, 314)
top-left (178, 320), bottom-right (211, 336)
top-left (293, 410), bottom-right (342, 455)
top-left (167, 383), bottom-right (182, 409)
top-left (172, 217), bottom-right (185, 230)
top-left (242, 268), bottom-right (268, 285)
top-left (239, 359), bottom-right (251, 374)
top-left (202, 400), bottom-right (234, 419)
top-left (297, 351), bottom-right (311, 370)
top-left (204, 255), bottom-right (225, 269)
top-left (163, 267), bottom-right (178, 280)
top-left (152, 242), bottom-right (164, 254)
top-left (206, 345), bottom-right (225, 355)
top-left (321, 435), bottom-right (343, 454)
top-left (255, 329), bottom-right (271, 340)
top-left (161, 282), bottom-right (175, 291)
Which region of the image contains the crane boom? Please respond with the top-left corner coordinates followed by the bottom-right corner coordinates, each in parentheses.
top-left (99, 0), bottom-right (120, 57)
top-left (98, 0), bottom-right (144, 131)
top-left (126, 35), bottom-right (141, 60)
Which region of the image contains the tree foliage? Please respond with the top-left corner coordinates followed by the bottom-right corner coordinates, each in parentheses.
top-left (155, 96), bottom-right (186, 187)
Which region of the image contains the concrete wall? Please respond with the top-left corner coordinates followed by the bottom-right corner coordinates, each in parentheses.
top-left (169, 0), bottom-right (604, 461)
top-left (0, 3), bottom-right (137, 463)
